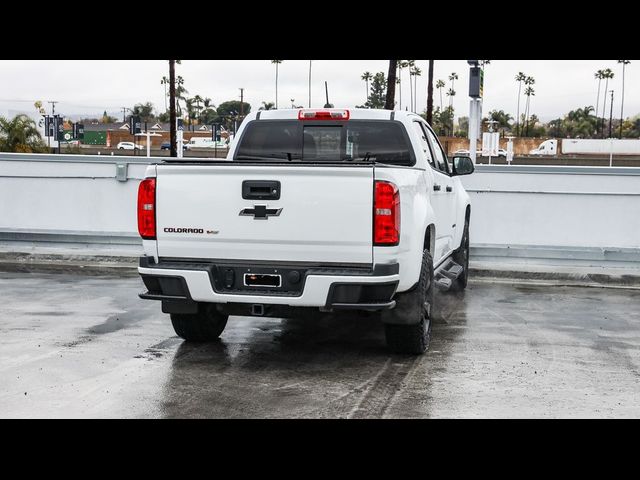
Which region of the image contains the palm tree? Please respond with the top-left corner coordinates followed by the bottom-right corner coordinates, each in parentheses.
top-left (600, 68), bottom-right (614, 137)
top-left (0, 114), bottom-right (48, 153)
top-left (160, 76), bottom-right (169, 111)
top-left (192, 94), bottom-right (203, 123)
top-left (446, 88), bottom-right (456, 108)
top-left (271, 60), bottom-right (282, 109)
top-left (524, 85), bottom-right (535, 137)
top-left (361, 71), bottom-right (373, 104)
top-left (260, 101), bottom-right (275, 110)
top-left (436, 79), bottom-right (445, 110)
top-left (397, 60), bottom-right (411, 110)
top-left (175, 75), bottom-right (187, 117)
top-left (448, 72), bottom-right (458, 109)
top-left (594, 69), bottom-right (605, 126)
top-left (410, 66), bottom-right (422, 112)
top-left (618, 60), bottom-right (631, 138)
top-left (515, 72), bottom-right (526, 136)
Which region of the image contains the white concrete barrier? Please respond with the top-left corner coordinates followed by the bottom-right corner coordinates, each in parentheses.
top-left (461, 165), bottom-right (640, 267)
top-left (1, 154), bottom-right (639, 268)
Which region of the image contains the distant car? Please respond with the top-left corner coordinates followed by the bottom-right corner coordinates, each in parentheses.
top-left (117, 141), bottom-right (144, 150)
top-left (160, 142), bottom-right (187, 150)
top-left (454, 148), bottom-right (507, 158)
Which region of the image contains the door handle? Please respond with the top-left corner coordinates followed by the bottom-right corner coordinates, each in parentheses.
top-left (446, 186), bottom-right (453, 192)
top-left (433, 184), bottom-right (441, 191)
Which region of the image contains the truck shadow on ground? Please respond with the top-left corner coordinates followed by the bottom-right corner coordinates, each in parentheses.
top-left (159, 289), bottom-right (469, 418)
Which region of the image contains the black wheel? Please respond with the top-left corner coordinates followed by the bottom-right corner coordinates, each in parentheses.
top-left (383, 249), bottom-right (434, 355)
top-left (451, 218), bottom-right (470, 291)
top-left (170, 303), bottom-right (228, 342)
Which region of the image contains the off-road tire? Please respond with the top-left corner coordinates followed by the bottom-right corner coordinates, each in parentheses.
top-left (170, 303), bottom-right (228, 342)
top-left (451, 220), bottom-right (469, 291)
top-left (384, 249), bottom-right (434, 355)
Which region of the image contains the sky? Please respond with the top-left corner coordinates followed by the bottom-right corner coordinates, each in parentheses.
top-left (0, 60), bottom-right (637, 123)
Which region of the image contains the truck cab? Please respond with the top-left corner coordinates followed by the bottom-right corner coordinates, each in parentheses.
top-left (137, 109), bottom-right (474, 354)
top-left (530, 139), bottom-right (557, 155)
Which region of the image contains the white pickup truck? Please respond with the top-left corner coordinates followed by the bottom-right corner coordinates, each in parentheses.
top-left (137, 108), bottom-right (474, 354)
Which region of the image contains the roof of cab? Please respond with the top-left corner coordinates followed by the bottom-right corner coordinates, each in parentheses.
top-left (248, 108), bottom-right (422, 122)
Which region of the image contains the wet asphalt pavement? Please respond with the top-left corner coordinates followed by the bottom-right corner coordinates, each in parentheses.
top-left (1, 269), bottom-right (639, 418)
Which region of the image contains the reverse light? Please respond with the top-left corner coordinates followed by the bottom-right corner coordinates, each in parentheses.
top-left (374, 181), bottom-right (400, 246)
top-left (137, 178), bottom-right (156, 239)
top-left (298, 109), bottom-right (350, 120)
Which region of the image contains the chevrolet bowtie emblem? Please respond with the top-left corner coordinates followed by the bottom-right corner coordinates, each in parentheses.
top-left (239, 205), bottom-right (282, 219)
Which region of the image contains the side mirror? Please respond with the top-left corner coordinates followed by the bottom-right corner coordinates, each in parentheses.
top-left (452, 155), bottom-right (474, 176)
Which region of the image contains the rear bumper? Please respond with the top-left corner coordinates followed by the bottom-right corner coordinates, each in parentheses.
top-left (138, 256), bottom-right (399, 310)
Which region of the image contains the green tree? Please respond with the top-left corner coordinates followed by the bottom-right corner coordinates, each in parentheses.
top-left (216, 100), bottom-right (252, 131)
top-left (101, 110), bottom-right (117, 123)
top-left (426, 106), bottom-right (454, 136)
top-left (363, 72), bottom-right (387, 109)
top-left (361, 71), bottom-right (373, 104)
top-left (271, 60), bottom-right (282, 109)
top-left (259, 101), bottom-right (275, 110)
top-left (199, 107), bottom-right (218, 125)
top-left (132, 102), bottom-right (155, 122)
top-left (0, 114), bottom-right (48, 153)
top-left (489, 109), bottom-right (513, 135)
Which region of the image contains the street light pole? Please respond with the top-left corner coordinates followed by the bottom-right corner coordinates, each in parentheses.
top-left (169, 60), bottom-right (177, 157)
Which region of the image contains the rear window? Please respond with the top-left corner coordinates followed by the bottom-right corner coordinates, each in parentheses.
top-left (234, 120), bottom-right (415, 166)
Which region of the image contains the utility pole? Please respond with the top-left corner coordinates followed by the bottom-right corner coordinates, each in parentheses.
top-left (121, 107), bottom-right (128, 123)
top-left (169, 60), bottom-right (177, 157)
top-left (608, 90), bottom-right (614, 138)
top-left (239, 88), bottom-right (244, 118)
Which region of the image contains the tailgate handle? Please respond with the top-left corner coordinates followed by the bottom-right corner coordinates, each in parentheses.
top-left (242, 180), bottom-right (281, 200)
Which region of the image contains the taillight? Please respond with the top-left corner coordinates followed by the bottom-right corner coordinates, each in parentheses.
top-left (374, 181), bottom-right (400, 246)
top-left (298, 109), bottom-right (350, 120)
top-left (137, 178), bottom-right (156, 239)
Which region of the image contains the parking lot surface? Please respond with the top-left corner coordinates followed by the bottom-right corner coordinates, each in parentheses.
top-left (1, 270), bottom-right (639, 418)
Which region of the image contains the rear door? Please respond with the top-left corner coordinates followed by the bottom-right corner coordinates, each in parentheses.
top-left (155, 164), bottom-right (374, 264)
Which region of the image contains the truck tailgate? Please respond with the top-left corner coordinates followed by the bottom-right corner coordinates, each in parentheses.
top-left (155, 164), bottom-right (374, 264)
